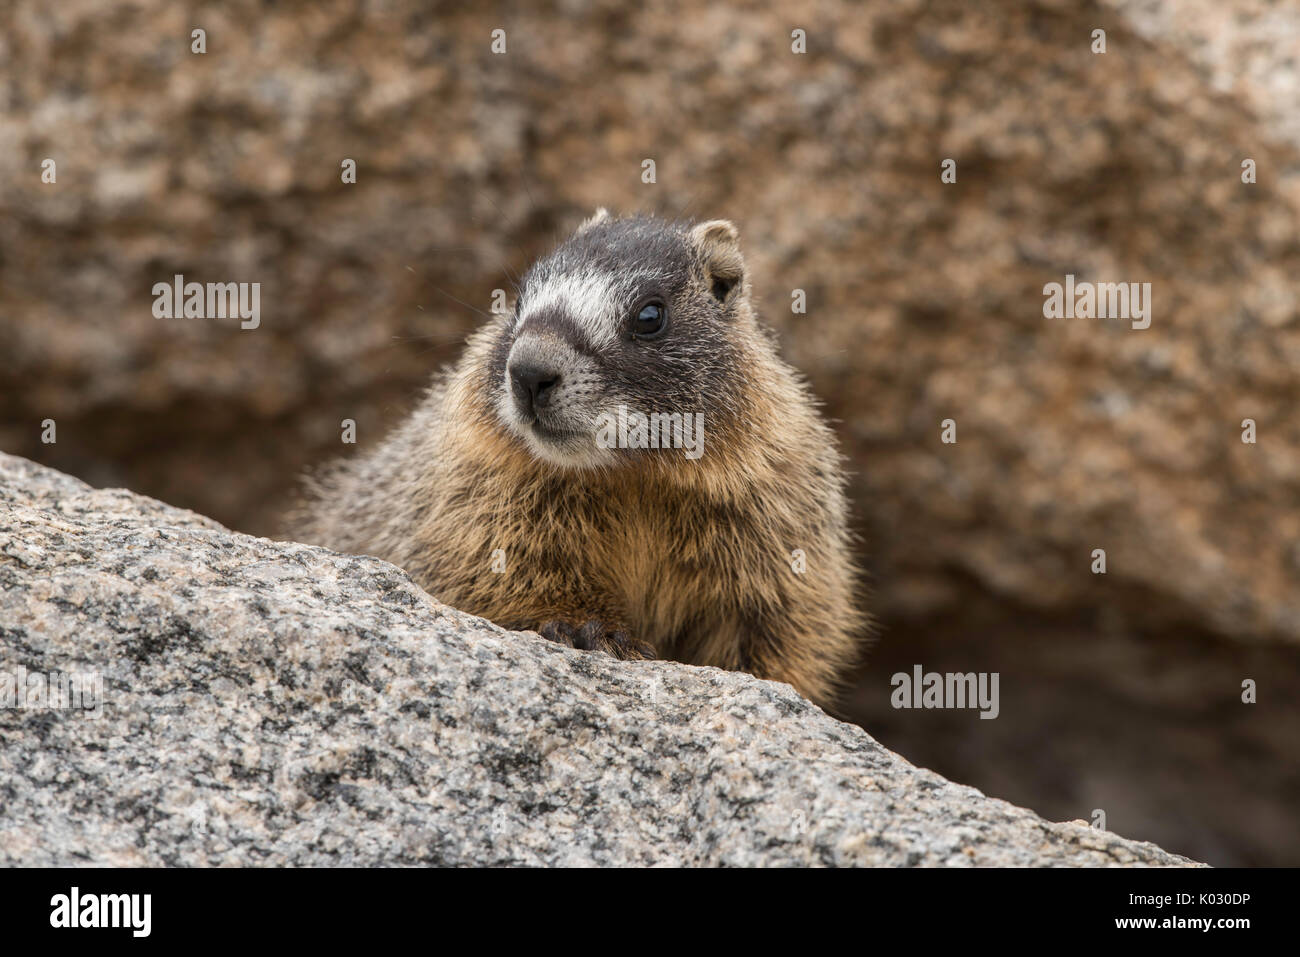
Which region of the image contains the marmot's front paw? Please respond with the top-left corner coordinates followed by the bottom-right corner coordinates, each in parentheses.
top-left (538, 619), bottom-right (655, 661)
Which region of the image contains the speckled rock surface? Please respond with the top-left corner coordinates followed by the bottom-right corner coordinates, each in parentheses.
top-left (0, 453), bottom-right (1197, 866)
top-left (1106, 0), bottom-right (1300, 156)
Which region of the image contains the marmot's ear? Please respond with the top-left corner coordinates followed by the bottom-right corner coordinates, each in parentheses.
top-left (689, 219), bottom-right (745, 303)
top-left (576, 207), bottom-right (611, 234)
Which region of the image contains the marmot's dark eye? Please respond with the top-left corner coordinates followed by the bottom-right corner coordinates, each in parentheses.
top-left (632, 300), bottom-right (668, 340)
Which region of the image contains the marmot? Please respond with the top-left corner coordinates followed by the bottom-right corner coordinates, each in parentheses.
top-left (292, 211), bottom-right (865, 706)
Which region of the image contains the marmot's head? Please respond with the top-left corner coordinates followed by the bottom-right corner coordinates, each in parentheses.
top-left (486, 211), bottom-right (756, 469)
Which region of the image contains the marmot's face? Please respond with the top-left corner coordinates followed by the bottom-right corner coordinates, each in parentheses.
top-left (488, 213), bottom-right (749, 470)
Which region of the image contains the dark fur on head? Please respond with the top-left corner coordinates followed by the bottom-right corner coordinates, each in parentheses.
top-left (479, 212), bottom-right (754, 469)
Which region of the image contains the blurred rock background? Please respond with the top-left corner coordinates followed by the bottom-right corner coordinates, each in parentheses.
top-left (2, 0), bottom-right (1297, 864)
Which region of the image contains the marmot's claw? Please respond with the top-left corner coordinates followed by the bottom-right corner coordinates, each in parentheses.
top-left (539, 620), bottom-right (577, 647)
top-left (539, 619), bottom-right (654, 661)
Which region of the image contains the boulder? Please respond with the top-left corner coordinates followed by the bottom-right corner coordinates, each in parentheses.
top-left (0, 453), bottom-right (1198, 866)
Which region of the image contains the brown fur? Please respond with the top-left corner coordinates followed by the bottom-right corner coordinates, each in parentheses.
top-left (290, 214), bottom-right (867, 707)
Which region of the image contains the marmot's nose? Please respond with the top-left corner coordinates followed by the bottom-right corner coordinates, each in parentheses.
top-left (509, 360), bottom-right (561, 415)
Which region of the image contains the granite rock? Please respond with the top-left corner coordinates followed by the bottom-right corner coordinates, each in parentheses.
top-left (0, 453), bottom-right (1198, 866)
